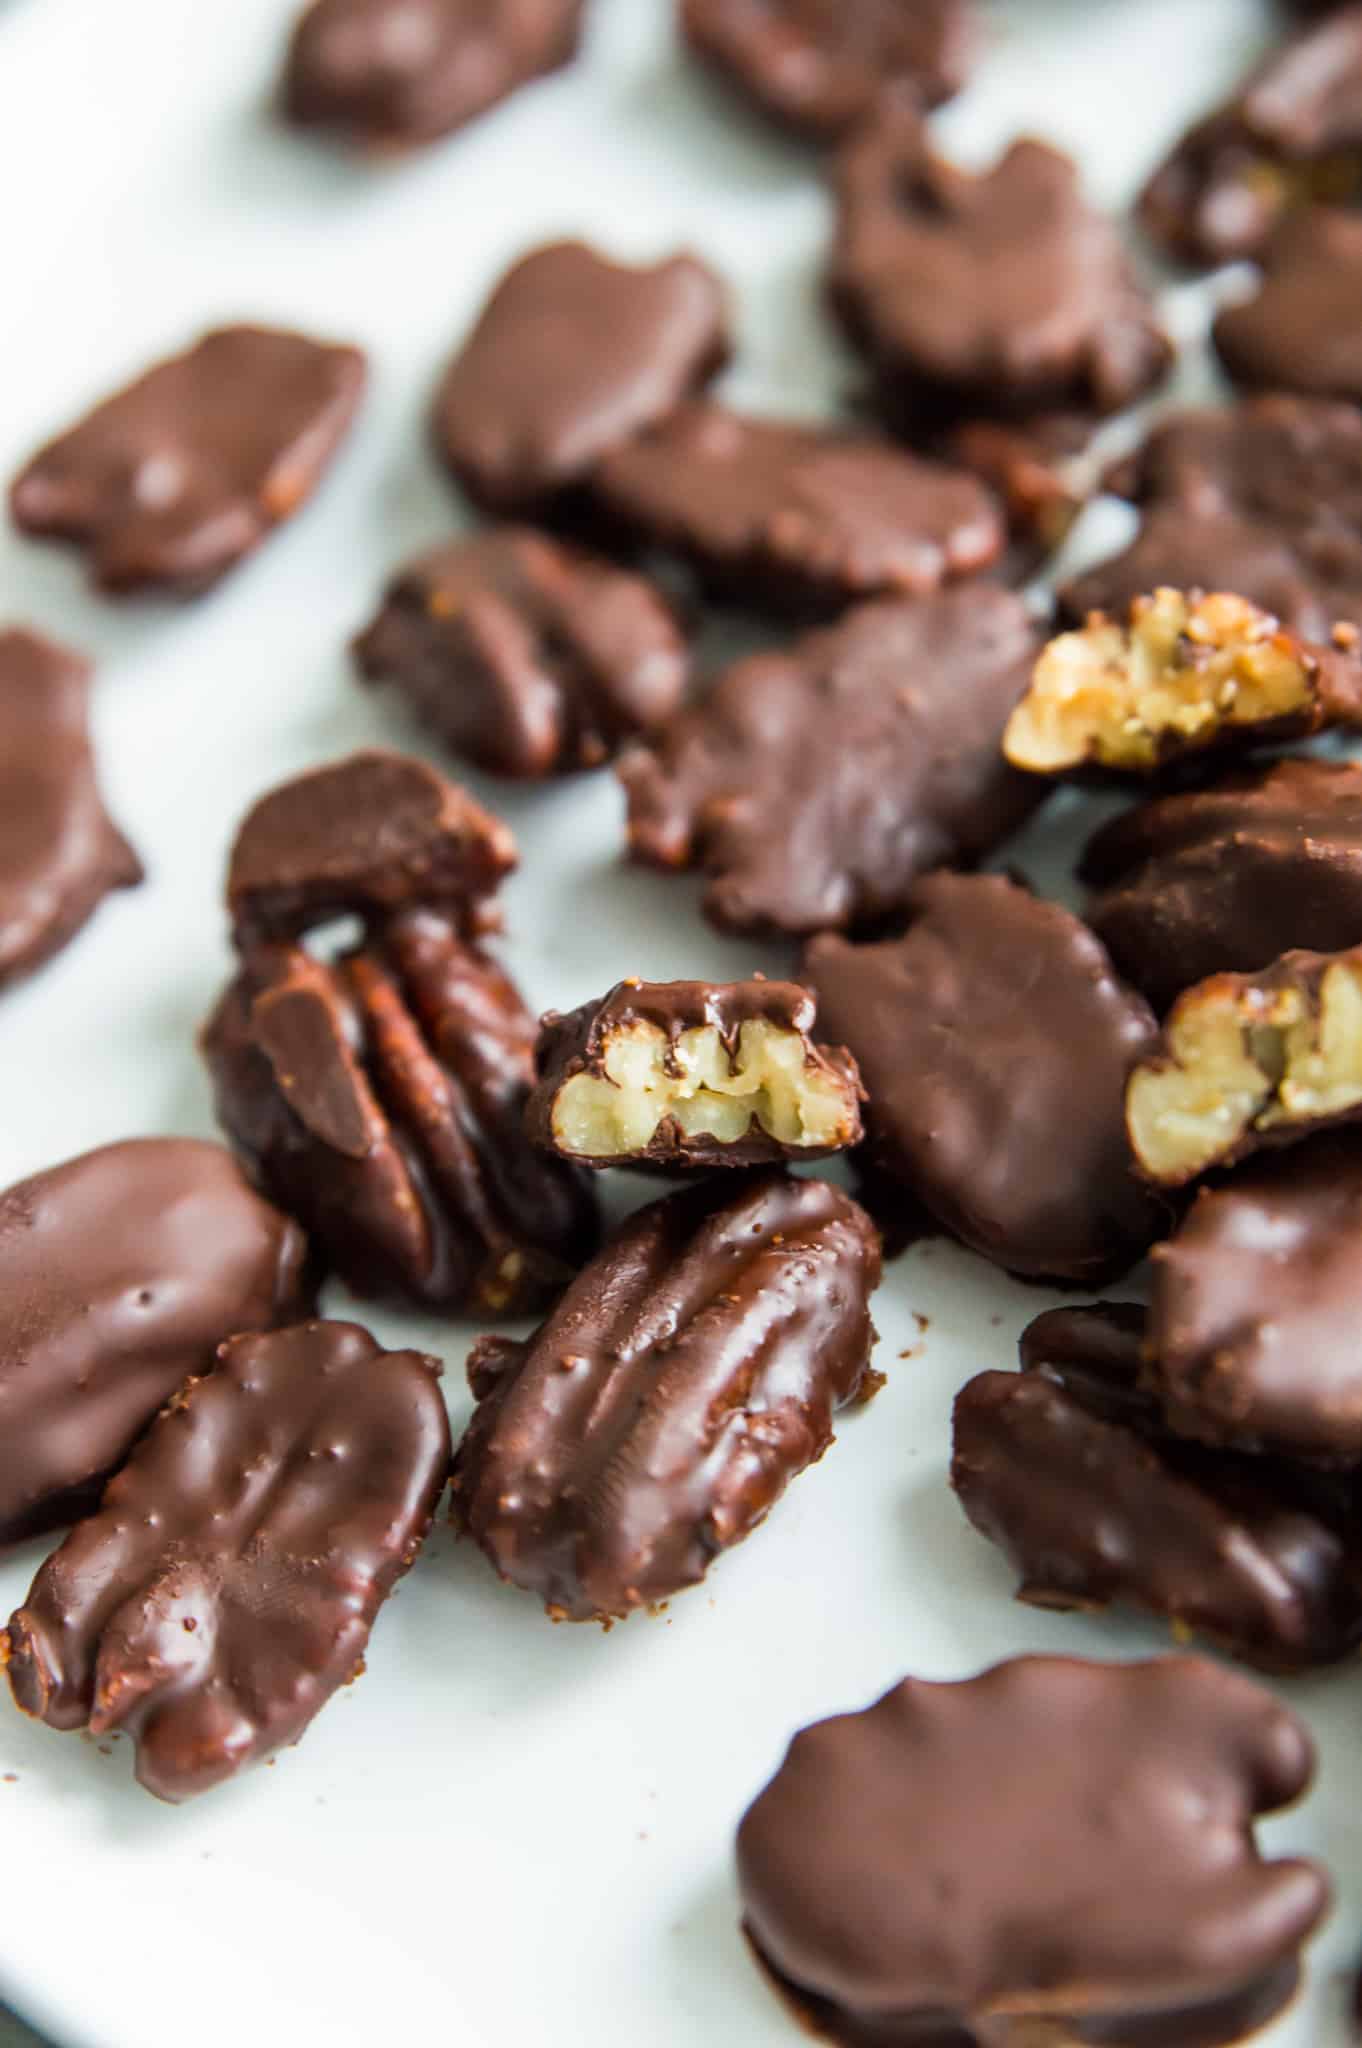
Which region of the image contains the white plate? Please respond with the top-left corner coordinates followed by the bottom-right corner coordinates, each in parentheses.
top-left (0, 2), bottom-right (1358, 2043)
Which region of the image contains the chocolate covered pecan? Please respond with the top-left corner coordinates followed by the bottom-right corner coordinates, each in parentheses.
top-left (10, 325), bottom-right (364, 595)
top-left (204, 909), bottom-right (597, 1315)
top-left (0, 1139), bottom-right (311, 1548)
top-left (5, 1320), bottom-right (450, 1801)
top-left (953, 1302), bottom-right (1362, 1670)
top-left (1004, 588), bottom-right (1362, 778)
top-left (527, 978), bottom-right (863, 1168)
top-left (737, 1655), bottom-right (1330, 2045)
top-left (1127, 941), bottom-right (1362, 1184)
top-left (1082, 757), bottom-right (1362, 1014)
top-left (353, 528), bottom-right (688, 778)
top-left (451, 1171), bottom-right (881, 1620)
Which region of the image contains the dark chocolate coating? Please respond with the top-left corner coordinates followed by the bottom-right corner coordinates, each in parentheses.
top-left (1059, 396), bottom-right (1362, 639)
top-left (953, 1303), bottom-right (1362, 1671)
top-left (432, 242), bottom-right (729, 514)
top-left (680, 0), bottom-right (977, 137)
top-left (0, 627), bottom-right (141, 990)
top-left (737, 1656), bottom-right (1329, 2047)
top-left (202, 909), bottom-right (598, 1315)
top-left (805, 875), bottom-right (1166, 1282)
top-left (353, 527), bottom-right (688, 778)
top-left (590, 401), bottom-right (1004, 615)
top-left (1214, 208), bottom-right (1362, 405)
top-left (1150, 1135), bottom-right (1362, 1462)
top-left (283, 0), bottom-right (584, 148)
top-left (10, 326), bottom-right (364, 595)
top-left (0, 1139), bottom-right (311, 1548)
top-left (526, 978), bottom-right (864, 1167)
top-left (1138, 7), bottom-right (1362, 267)
top-left (5, 1320), bottom-right (450, 1802)
top-left (619, 588), bottom-right (1042, 938)
top-left (1083, 757), bottom-right (1362, 1013)
top-left (227, 749), bottom-right (517, 946)
top-left (451, 1170), bottom-right (881, 1621)
top-left (830, 116), bottom-right (1172, 417)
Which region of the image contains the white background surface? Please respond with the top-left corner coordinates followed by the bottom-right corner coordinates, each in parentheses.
top-left (0, 2), bottom-right (1357, 2044)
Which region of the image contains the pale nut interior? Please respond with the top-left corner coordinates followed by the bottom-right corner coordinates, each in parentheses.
top-left (551, 1019), bottom-right (856, 1156)
top-left (1003, 588), bottom-right (1314, 772)
top-left (1127, 957), bottom-right (1362, 1182)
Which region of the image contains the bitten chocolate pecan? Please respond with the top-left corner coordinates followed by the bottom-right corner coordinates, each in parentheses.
top-left (589, 401), bottom-right (1004, 615)
top-left (227, 748), bottom-right (517, 945)
top-left (353, 528), bottom-right (688, 778)
top-left (806, 875), bottom-right (1167, 1282)
top-left (1147, 1136), bottom-right (1362, 1463)
top-left (737, 1655), bottom-right (1329, 2048)
top-left (282, 0), bottom-right (585, 150)
top-left (952, 1303), bottom-right (1362, 1670)
top-left (5, 1320), bottom-right (450, 1802)
top-left (1127, 942), bottom-right (1362, 1184)
top-left (1058, 397), bottom-right (1362, 639)
top-left (0, 627), bottom-right (141, 990)
top-left (204, 910), bottom-right (597, 1316)
top-left (830, 115), bottom-right (1172, 417)
top-left (0, 1139), bottom-right (310, 1547)
top-left (1082, 757), bottom-right (1362, 1014)
top-left (1138, 6), bottom-right (1362, 267)
top-left (527, 979), bottom-right (863, 1167)
top-left (10, 325), bottom-right (364, 595)
top-left (1214, 209), bottom-right (1362, 406)
top-left (1003, 587), bottom-right (1362, 777)
top-left (432, 242), bottom-right (729, 515)
top-left (451, 1171), bottom-right (881, 1621)
top-left (680, 0), bottom-right (977, 137)
top-left (619, 588), bottom-right (1042, 937)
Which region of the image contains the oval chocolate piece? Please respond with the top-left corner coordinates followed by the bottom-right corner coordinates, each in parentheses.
top-left (451, 1169), bottom-right (882, 1621)
top-left (0, 1138), bottom-right (311, 1546)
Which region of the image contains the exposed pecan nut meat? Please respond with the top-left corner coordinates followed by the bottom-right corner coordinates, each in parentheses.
top-left (202, 909), bottom-right (598, 1315)
top-left (1127, 942), bottom-right (1362, 1184)
top-left (737, 1654), bottom-right (1329, 2047)
top-left (451, 1170), bottom-right (882, 1621)
top-left (4, 1320), bottom-right (451, 1802)
top-left (1004, 587), bottom-right (1362, 777)
top-left (226, 748), bottom-right (517, 946)
top-left (952, 1302), bottom-right (1362, 1671)
top-left (353, 527), bottom-right (688, 778)
top-left (527, 978), bottom-right (863, 1167)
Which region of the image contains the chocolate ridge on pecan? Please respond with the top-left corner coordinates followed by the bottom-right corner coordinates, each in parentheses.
top-left (451, 1169), bottom-right (881, 1621)
top-left (227, 749), bottom-right (517, 946)
top-left (1081, 756), bottom-right (1362, 1014)
top-left (4, 1318), bottom-right (451, 1801)
top-left (952, 1301), bottom-right (1362, 1671)
top-left (737, 1655), bottom-right (1329, 2048)
top-left (1127, 941), bottom-right (1362, 1185)
top-left (352, 527), bottom-right (689, 778)
top-left (10, 325), bottom-right (365, 595)
top-left (203, 911), bottom-right (598, 1316)
top-left (526, 977), bottom-right (864, 1168)
top-left (1213, 209), bottom-right (1362, 406)
top-left (0, 626), bottom-right (142, 991)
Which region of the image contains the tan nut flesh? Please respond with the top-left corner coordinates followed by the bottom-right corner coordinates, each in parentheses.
top-left (551, 1019), bottom-right (859, 1156)
top-left (1003, 588), bottom-right (1316, 773)
top-left (1128, 955), bottom-right (1362, 1184)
